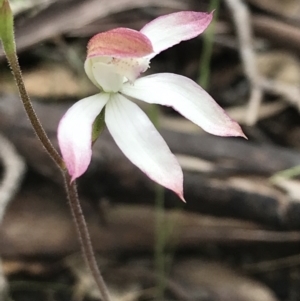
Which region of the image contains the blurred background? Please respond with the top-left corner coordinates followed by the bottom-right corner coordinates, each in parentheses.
top-left (1, 0), bottom-right (300, 300)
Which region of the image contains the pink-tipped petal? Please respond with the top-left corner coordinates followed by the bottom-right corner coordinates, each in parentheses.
top-left (140, 11), bottom-right (212, 56)
top-left (105, 93), bottom-right (184, 199)
top-left (58, 93), bottom-right (110, 180)
top-left (121, 73), bottom-right (245, 138)
top-left (87, 28), bottom-right (153, 58)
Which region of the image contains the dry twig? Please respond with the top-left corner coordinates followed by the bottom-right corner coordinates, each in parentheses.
top-left (0, 133), bottom-right (26, 300)
top-left (0, 134), bottom-right (26, 222)
top-left (225, 0), bottom-right (300, 122)
top-left (225, 0), bottom-right (263, 125)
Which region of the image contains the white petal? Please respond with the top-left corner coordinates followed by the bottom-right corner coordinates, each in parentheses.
top-left (121, 73), bottom-right (245, 137)
top-left (84, 59), bottom-right (101, 89)
top-left (85, 57), bottom-right (150, 92)
top-left (105, 93), bottom-right (184, 199)
top-left (140, 11), bottom-right (212, 57)
top-left (92, 62), bottom-right (124, 93)
top-left (58, 93), bottom-right (110, 180)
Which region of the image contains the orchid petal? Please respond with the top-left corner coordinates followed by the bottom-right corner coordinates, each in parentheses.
top-left (140, 11), bottom-right (212, 57)
top-left (105, 93), bottom-right (184, 200)
top-left (87, 28), bottom-right (153, 58)
top-left (90, 61), bottom-right (124, 93)
top-left (84, 58), bottom-right (100, 89)
top-left (85, 56), bottom-right (150, 92)
top-left (121, 73), bottom-right (245, 137)
top-left (58, 93), bottom-right (110, 180)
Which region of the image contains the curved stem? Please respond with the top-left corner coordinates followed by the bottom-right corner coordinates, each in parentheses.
top-left (5, 52), bottom-right (111, 301)
top-left (6, 52), bottom-right (63, 168)
top-left (1, 3), bottom-right (111, 299)
top-left (63, 172), bottom-right (111, 301)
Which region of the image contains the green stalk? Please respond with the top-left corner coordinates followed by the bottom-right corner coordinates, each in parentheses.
top-left (198, 0), bottom-right (221, 89)
top-left (270, 166), bottom-right (300, 183)
top-left (0, 0), bottom-right (63, 168)
top-left (0, 2), bottom-right (111, 301)
top-left (149, 104), bottom-right (167, 300)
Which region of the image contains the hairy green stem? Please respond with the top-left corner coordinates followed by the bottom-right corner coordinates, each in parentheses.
top-left (5, 47), bottom-right (112, 301)
top-left (0, 1), bottom-right (111, 300)
top-left (6, 52), bottom-right (64, 168)
top-left (1, 0), bottom-right (62, 167)
top-left (5, 51), bottom-right (111, 301)
top-left (63, 172), bottom-right (111, 301)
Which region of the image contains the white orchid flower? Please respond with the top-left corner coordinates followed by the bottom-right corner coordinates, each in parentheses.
top-left (57, 11), bottom-right (245, 201)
